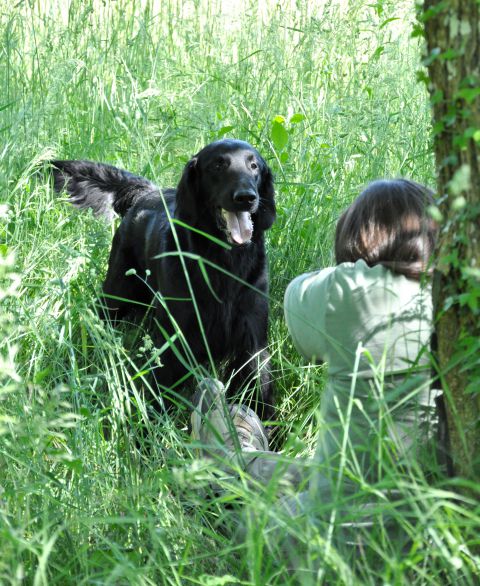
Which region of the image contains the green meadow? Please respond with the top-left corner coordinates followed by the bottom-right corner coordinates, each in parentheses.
top-left (1, 0), bottom-right (479, 584)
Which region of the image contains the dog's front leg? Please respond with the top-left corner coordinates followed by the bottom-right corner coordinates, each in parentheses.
top-left (227, 347), bottom-right (274, 420)
top-left (225, 294), bottom-right (274, 419)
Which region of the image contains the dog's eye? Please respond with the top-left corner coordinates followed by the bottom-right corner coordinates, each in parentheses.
top-left (213, 159), bottom-right (226, 170)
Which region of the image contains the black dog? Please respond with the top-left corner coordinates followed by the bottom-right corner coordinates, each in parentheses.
top-left (53, 139), bottom-right (276, 417)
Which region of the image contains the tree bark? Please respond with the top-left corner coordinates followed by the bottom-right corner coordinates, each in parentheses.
top-left (421, 0), bottom-right (480, 481)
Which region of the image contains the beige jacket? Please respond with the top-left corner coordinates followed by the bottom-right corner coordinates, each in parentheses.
top-left (284, 260), bottom-right (440, 496)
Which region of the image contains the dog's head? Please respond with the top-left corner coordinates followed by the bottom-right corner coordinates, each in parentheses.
top-left (175, 139), bottom-right (276, 245)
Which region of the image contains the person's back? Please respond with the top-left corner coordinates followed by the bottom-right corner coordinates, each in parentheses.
top-left (285, 259), bottom-right (439, 494)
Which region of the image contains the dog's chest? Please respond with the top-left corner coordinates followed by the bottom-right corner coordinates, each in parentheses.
top-left (201, 249), bottom-right (261, 344)
top-left (203, 288), bottom-right (242, 354)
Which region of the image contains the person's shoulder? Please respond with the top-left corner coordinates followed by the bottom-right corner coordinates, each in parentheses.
top-left (331, 260), bottom-right (430, 310)
top-left (285, 266), bottom-right (337, 303)
top-left (308, 260), bottom-right (377, 294)
top-left (285, 262), bottom-right (378, 303)
top-left (287, 266), bottom-right (337, 288)
top-left (284, 267), bottom-right (339, 361)
top-left (285, 260), bottom-right (427, 307)
top-left (333, 259), bottom-right (416, 287)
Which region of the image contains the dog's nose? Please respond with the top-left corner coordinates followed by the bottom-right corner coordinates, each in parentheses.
top-left (233, 189), bottom-right (257, 205)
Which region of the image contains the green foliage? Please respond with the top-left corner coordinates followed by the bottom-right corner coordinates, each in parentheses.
top-left (1, 0), bottom-right (479, 584)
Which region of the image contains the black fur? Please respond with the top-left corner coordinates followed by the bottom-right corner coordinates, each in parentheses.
top-left (52, 139), bottom-right (276, 417)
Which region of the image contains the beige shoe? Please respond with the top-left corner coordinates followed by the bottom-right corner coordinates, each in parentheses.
top-left (191, 378), bottom-right (269, 459)
top-left (191, 378), bottom-right (305, 490)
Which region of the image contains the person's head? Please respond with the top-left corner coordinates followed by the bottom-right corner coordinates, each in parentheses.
top-left (335, 179), bottom-right (438, 280)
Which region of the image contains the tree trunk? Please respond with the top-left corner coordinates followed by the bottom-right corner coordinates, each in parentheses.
top-left (421, 0), bottom-right (480, 481)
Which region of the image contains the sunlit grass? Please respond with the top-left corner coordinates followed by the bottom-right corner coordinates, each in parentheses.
top-left (1, 0), bottom-right (479, 584)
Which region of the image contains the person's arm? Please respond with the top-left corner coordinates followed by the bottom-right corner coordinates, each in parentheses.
top-left (283, 267), bottom-right (336, 363)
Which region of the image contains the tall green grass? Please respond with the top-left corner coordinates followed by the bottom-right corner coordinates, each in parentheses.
top-left (1, 0), bottom-right (479, 584)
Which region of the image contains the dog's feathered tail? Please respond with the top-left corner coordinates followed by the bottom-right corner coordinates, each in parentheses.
top-left (52, 160), bottom-right (157, 220)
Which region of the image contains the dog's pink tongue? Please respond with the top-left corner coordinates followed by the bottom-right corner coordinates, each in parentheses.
top-left (224, 211), bottom-right (253, 244)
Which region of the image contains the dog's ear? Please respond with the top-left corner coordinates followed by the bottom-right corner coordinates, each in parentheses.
top-left (253, 162), bottom-right (276, 231)
top-left (174, 157), bottom-right (198, 224)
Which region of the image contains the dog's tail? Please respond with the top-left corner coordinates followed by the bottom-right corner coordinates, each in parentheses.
top-left (52, 160), bottom-right (157, 220)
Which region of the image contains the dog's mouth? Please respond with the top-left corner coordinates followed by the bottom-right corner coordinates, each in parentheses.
top-left (219, 209), bottom-right (253, 245)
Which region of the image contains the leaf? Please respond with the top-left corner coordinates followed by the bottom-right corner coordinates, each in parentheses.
top-left (462, 267), bottom-right (480, 281)
top-left (372, 46), bottom-right (385, 60)
top-left (464, 127), bottom-right (477, 139)
top-left (132, 369), bottom-right (152, 380)
top-left (171, 218), bottom-right (231, 250)
top-left (431, 120), bottom-right (445, 136)
top-left (431, 89), bottom-right (444, 105)
top-left (273, 114), bottom-right (285, 124)
top-left (448, 164), bottom-right (471, 195)
top-left (451, 196), bottom-right (466, 211)
top-left (34, 367), bottom-right (52, 384)
top-left (423, 46), bottom-right (441, 66)
top-left (0, 101), bottom-right (16, 112)
top-left (427, 205), bottom-right (443, 222)
top-left (440, 48), bottom-right (461, 61)
top-left (379, 17), bottom-right (400, 29)
top-left (290, 113), bottom-right (305, 124)
top-left (456, 87), bottom-right (480, 104)
top-left (416, 69), bottom-right (429, 85)
top-left (411, 23), bottom-right (424, 38)
top-left (197, 258), bottom-right (222, 303)
top-left (217, 125), bottom-right (234, 137)
top-left (62, 457), bottom-right (83, 473)
top-left (271, 121), bottom-right (288, 152)
top-left (419, 1), bottom-right (450, 23)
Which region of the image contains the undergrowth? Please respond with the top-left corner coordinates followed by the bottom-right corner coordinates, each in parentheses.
top-left (1, 0), bottom-right (479, 584)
